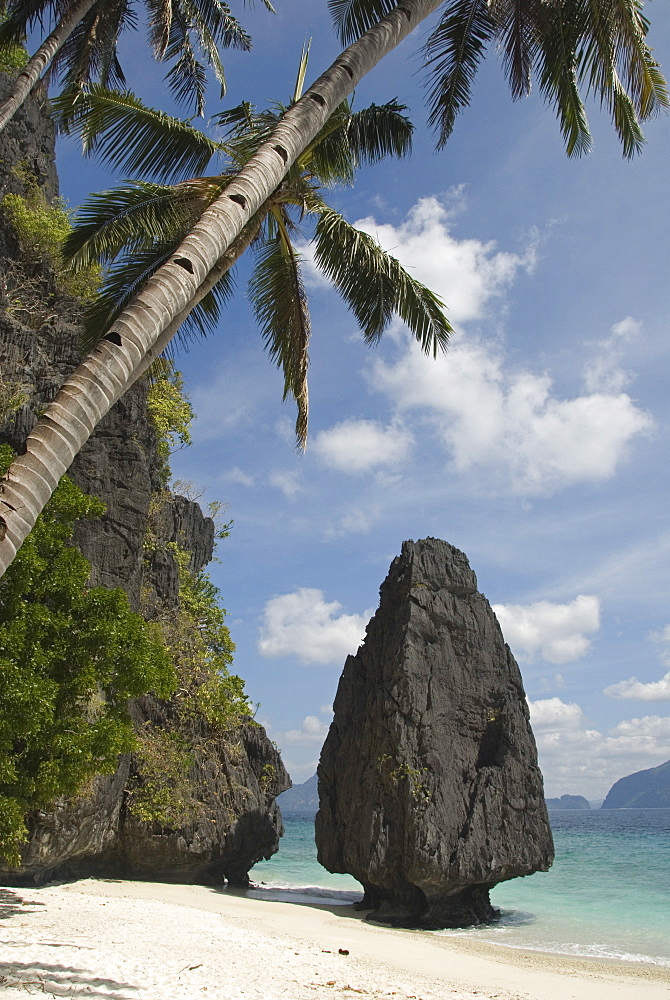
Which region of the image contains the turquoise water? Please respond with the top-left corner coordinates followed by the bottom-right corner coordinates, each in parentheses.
top-left (251, 809), bottom-right (670, 966)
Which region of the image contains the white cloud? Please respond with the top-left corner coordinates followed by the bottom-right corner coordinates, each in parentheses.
top-left (278, 715), bottom-right (331, 744)
top-left (493, 595), bottom-right (601, 664)
top-left (372, 332), bottom-right (653, 496)
top-left (223, 466), bottom-right (255, 487)
top-left (583, 316), bottom-right (642, 394)
top-left (258, 588), bottom-right (370, 664)
top-left (605, 672), bottom-right (670, 701)
top-left (528, 698), bottom-right (670, 798)
top-left (269, 469), bottom-right (305, 499)
top-left (529, 697), bottom-right (584, 729)
top-left (282, 758), bottom-right (320, 784)
top-left (604, 625), bottom-right (670, 701)
top-left (352, 195), bottom-right (537, 324)
top-left (313, 418), bottom-right (413, 474)
top-left (651, 624), bottom-right (670, 665)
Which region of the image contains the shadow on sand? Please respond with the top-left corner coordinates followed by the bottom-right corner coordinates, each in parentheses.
top-left (0, 960), bottom-right (142, 998)
top-left (0, 887), bottom-right (45, 920)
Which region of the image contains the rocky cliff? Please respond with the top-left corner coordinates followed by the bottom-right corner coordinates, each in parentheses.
top-left (0, 72), bottom-right (289, 885)
top-left (316, 537), bottom-right (554, 929)
top-left (601, 759), bottom-right (670, 809)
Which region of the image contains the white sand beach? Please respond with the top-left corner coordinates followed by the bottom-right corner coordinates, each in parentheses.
top-left (1, 878), bottom-right (668, 1000)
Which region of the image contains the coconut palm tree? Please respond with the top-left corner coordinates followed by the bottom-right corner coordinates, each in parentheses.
top-left (333, 0), bottom-right (668, 158)
top-left (0, 0), bottom-right (275, 133)
top-left (0, 0), bottom-right (666, 578)
top-left (53, 68), bottom-right (450, 444)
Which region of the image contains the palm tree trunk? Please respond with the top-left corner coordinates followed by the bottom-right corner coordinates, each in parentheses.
top-left (0, 0), bottom-right (442, 578)
top-left (0, 0), bottom-right (98, 134)
top-left (132, 215), bottom-right (265, 384)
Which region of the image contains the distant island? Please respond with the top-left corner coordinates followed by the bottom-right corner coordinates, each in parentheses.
top-left (276, 774), bottom-right (319, 816)
top-left (601, 759), bottom-right (670, 809)
top-left (545, 795), bottom-right (591, 811)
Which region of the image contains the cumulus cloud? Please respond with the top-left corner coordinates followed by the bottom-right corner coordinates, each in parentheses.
top-left (493, 595), bottom-right (601, 664)
top-left (223, 466), bottom-right (255, 487)
top-left (352, 195), bottom-right (538, 324)
top-left (313, 418), bottom-right (413, 474)
top-left (605, 672), bottom-right (670, 701)
top-left (277, 715), bottom-right (331, 744)
top-left (583, 316), bottom-right (642, 394)
top-left (309, 199), bottom-right (651, 497)
top-left (604, 624), bottom-right (670, 701)
top-left (258, 588), bottom-right (370, 664)
top-left (528, 697), bottom-right (670, 798)
top-left (269, 470), bottom-right (305, 499)
top-left (372, 333), bottom-right (653, 496)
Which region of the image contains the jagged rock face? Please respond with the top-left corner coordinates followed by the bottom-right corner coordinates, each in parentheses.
top-left (0, 80), bottom-right (289, 886)
top-left (92, 705), bottom-right (289, 886)
top-left (316, 538), bottom-right (554, 929)
top-left (0, 73), bottom-right (58, 202)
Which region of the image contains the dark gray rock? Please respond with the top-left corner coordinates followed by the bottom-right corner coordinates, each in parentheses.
top-left (0, 73), bottom-right (58, 202)
top-left (0, 81), bottom-right (290, 886)
top-left (601, 759), bottom-right (670, 809)
top-left (316, 538), bottom-right (554, 929)
top-left (546, 794), bottom-right (591, 811)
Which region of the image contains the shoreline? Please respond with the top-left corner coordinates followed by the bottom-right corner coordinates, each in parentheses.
top-left (1, 878), bottom-right (668, 999)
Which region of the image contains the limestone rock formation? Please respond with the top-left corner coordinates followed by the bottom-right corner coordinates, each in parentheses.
top-left (316, 538), bottom-right (554, 929)
top-left (0, 74), bottom-right (289, 886)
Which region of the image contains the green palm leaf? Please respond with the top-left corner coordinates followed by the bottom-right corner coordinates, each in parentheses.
top-left (62, 180), bottom-right (222, 268)
top-left (424, 0), bottom-right (496, 149)
top-left (328, 0), bottom-right (399, 45)
top-left (0, 1), bottom-right (61, 47)
top-left (491, 0), bottom-right (542, 100)
top-left (56, 0), bottom-right (133, 92)
top-left (535, 3), bottom-right (593, 157)
top-left (248, 214), bottom-right (311, 447)
top-left (52, 86), bottom-right (223, 182)
top-left (306, 99), bottom-right (413, 185)
top-left (313, 207), bottom-right (451, 357)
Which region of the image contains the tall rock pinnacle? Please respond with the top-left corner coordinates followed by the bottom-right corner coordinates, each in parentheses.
top-left (315, 538), bottom-right (554, 928)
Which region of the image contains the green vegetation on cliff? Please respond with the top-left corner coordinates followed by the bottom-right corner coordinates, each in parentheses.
top-left (1, 172), bottom-right (100, 304)
top-left (0, 444), bottom-right (176, 864)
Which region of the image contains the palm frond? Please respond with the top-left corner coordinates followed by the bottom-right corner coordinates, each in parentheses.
top-left (302, 99), bottom-right (412, 186)
top-left (424, 0), bottom-right (496, 149)
top-left (248, 214), bottom-right (311, 447)
top-left (52, 86), bottom-right (223, 182)
top-left (328, 0), bottom-right (399, 45)
top-left (53, 0), bottom-right (133, 90)
top-left (313, 208), bottom-right (451, 356)
top-left (62, 180), bottom-right (198, 267)
top-left (535, 3), bottom-right (592, 157)
top-left (144, 0), bottom-right (173, 59)
top-left (292, 38), bottom-right (311, 102)
top-left (344, 99), bottom-right (414, 163)
top-left (580, 0), bottom-right (668, 120)
top-left (0, 0), bottom-right (53, 47)
top-left (164, 25), bottom-right (209, 116)
top-left (490, 0), bottom-right (542, 100)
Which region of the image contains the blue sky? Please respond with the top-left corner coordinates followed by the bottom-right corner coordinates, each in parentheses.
top-left (53, 2), bottom-right (670, 800)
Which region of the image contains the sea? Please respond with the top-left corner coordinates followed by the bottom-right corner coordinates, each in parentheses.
top-left (249, 808), bottom-right (670, 967)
